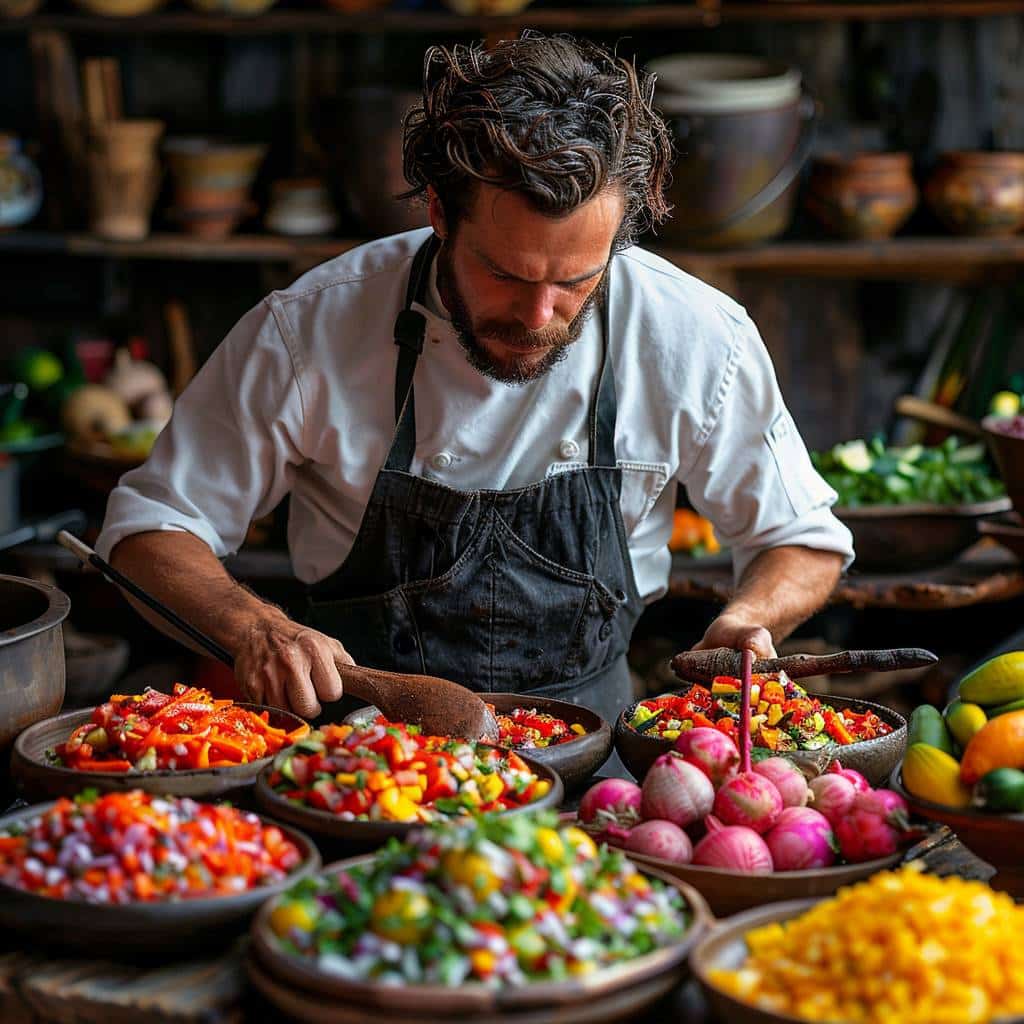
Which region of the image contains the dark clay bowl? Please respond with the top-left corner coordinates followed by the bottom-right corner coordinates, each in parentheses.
top-left (249, 853), bottom-right (711, 1021)
top-left (11, 704), bottom-right (309, 803)
top-left (615, 692), bottom-right (907, 787)
top-left (890, 765), bottom-right (1024, 900)
top-left (836, 497), bottom-right (1011, 572)
top-left (345, 693), bottom-right (612, 794)
top-left (254, 747), bottom-right (563, 850)
top-left (0, 800), bottom-right (320, 958)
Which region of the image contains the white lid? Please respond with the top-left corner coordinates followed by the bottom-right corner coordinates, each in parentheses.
top-left (649, 54), bottom-right (802, 114)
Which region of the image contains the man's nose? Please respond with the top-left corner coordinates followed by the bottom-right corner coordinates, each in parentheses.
top-left (515, 284), bottom-right (557, 331)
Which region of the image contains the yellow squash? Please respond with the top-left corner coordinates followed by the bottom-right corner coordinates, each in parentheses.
top-left (901, 742), bottom-right (972, 808)
top-left (958, 652), bottom-right (1024, 706)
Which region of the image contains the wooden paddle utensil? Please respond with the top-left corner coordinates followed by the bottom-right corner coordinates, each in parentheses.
top-left (670, 647), bottom-right (938, 687)
top-left (56, 532), bottom-right (499, 742)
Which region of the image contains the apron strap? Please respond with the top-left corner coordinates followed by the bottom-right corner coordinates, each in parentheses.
top-left (386, 235), bottom-right (439, 473)
top-left (589, 276), bottom-right (617, 468)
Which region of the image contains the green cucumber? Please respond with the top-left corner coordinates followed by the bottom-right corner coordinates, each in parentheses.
top-left (974, 768), bottom-right (1024, 813)
top-left (986, 696), bottom-right (1024, 718)
top-left (279, 754), bottom-right (297, 784)
top-left (908, 704), bottom-right (956, 757)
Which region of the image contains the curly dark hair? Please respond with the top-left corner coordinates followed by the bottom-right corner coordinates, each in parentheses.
top-left (401, 32), bottom-right (673, 248)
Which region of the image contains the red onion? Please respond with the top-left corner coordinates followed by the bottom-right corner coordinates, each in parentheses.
top-left (577, 778), bottom-right (642, 842)
top-left (854, 788), bottom-right (910, 827)
top-left (713, 771), bottom-right (783, 834)
top-left (829, 760), bottom-right (870, 792)
top-left (808, 773), bottom-right (857, 826)
top-left (764, 806), bottom-right (837, 870)
top-left (641, 752), bottom-right (714, 828)
top-left (622, 819), bottom-right (693, 864)
top-left (673, 727), bottom-right (739, 788)
top-left (753, 757), bottom-right (810, 808)
top-left (833, 788), bottom-right (916, 864)
top-left (692, 815), bottom-right (774, 873)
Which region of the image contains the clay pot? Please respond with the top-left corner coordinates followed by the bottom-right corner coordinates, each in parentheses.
top-left (87, 119), bottom-right (164, 242)
top-left (924, 151), bottom-right (1024, 237)
top-left (805, 152), bottom-right (918, 240)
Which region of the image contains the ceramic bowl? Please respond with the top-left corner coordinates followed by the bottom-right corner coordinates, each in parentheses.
top-left (615, 692), bottom-right (907, 787)
top-left (0, 801), bottom-right (320, 957)
top-left (11, 704), bottom-right (309, 802)
top-left (248, 854), bottom-right (710, 1022)
top-left (983, 416), bottom-right (1024, 521)
top-left (346, 693), bottom-right (613, 794)
top-left (925, 151), bottom-right (1024, 236)
top-left (890, 765), bottom-right (1024, 899)
top-left (254, 747), bottom-right (563, 850)
top-left (836, 497), bottom-right (1012, 572)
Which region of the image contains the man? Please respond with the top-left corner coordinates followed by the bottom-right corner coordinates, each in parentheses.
top-left (98, 34), bottom-right (853, 727)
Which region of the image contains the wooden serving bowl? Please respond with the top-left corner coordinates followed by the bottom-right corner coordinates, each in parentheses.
top-left (11, 704), bottom-right (309, 803)
top-left (248, 854), bottom-right (710, 1022)
top-left (615, 693), bottom-right (907, 787)
top-left (254, 748), bottom-right (564, 851)
top-left (0, 801), bottom-right (320, 958)
top-left (890, 766), bottom-right (1024, 899)
top-left (346, 693), bottom-right (613, 794)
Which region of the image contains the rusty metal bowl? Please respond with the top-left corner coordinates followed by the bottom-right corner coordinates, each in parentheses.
top-left (11, 704), bottom-right (309, 803)
top-left (615, 693), bottom-right (906, 787)
top-left (836, 497), bottom-right (1012, 572)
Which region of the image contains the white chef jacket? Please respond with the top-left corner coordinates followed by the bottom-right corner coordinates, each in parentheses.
top-left (97, 227), bottom-right (853, 602)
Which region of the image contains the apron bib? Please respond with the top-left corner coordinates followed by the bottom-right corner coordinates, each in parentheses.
top-left (307, 236), bottom-right (643, 728)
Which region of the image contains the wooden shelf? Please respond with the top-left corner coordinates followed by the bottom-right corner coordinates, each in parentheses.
top-left (3, 231), bottom-right (1024, 282)
top-left (1, 1), bottom-right (1022, 33)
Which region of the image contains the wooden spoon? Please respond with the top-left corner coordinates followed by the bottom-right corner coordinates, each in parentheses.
top-left (670, 647), bottom-right (938, 687)
top-left (56, 532), bottom-right (499, 742)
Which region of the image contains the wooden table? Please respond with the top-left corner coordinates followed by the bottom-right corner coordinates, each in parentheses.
top-left (669, 543), bottom-right (1024, 611)
top-left (0, 828), bottom-right (994, 1024)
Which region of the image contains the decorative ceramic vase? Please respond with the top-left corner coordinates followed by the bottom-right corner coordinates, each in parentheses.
top-left (805, 152), bottom-right (918, 240)
top-left (925, 151), bottom-right (1024, 237)
top-left (87, 119), bottom-right (164, 242)
top-left (265, 178), bottom-right (337, 236)
top-left (0, 135), bottom-right (43, 229)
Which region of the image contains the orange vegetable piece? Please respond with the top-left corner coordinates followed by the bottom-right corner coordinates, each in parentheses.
top-left (960, 711), bottom-right (1024, 784)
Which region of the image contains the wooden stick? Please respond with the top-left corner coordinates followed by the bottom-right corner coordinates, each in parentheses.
top-left (894, 395), bottom-right (984, 439)
top-left (739, 649), bottom-right (753, 774)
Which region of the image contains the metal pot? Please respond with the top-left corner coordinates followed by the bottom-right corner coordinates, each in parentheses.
top-left (650, 55), bottom-right (815, 249)
top-left (0, 574), bottom-right (69, 757)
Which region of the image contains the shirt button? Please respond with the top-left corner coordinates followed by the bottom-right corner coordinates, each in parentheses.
top-left (431, 452), bottom-right (453, 470)
top-left (559, 439), bottom-right (580, 460)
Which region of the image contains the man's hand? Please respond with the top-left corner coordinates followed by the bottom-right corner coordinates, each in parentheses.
top-left (235, 611), bottom-right (354, 719)
top-left (693, 612), bottom-right (777, 660)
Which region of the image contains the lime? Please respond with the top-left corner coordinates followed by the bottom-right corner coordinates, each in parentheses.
top-left (990, 391), bottom-right (1022, 419)
top-left (13, 349), bottom-right (63, 391)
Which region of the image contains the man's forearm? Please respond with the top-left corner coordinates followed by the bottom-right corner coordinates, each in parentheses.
top-left (726, 546), bottom-right (842, 644)
top-left (108, 531), bottom-right (287, 658)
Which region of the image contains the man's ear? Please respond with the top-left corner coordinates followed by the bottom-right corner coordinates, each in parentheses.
top-left (427, 186), bottom-right (447, 241)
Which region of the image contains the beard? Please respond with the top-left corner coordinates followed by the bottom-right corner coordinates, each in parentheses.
top-left (436, 242), bottom-right (607, 387)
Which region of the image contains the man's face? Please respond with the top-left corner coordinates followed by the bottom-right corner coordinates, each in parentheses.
top-left (430, 185), bottom-right (623, 386)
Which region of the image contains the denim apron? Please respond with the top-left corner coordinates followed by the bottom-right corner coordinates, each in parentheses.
top-left (307, 235), bottom-right (643, 729)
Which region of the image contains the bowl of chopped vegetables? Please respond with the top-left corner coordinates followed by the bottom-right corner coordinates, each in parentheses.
top-left (615, 675), bottom-right (906, 786)
top-left (812, 436), bottom-right (1010, 571)
top-left (347, 693), bottom-right (613, 794)
top-left (248, 811), bottom-right (711, 1021)
top-left (692, 866), bottom-right (1024, 1024)
top-left (0, 789), bottom-right (321, 957)
top-left (11, 684), bottom-right (310, 802)
top-left (254, 720), bottom-right (563, 849)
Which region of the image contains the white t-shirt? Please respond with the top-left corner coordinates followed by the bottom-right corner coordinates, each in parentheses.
top-left (97, 228), bottom-right (853, 602)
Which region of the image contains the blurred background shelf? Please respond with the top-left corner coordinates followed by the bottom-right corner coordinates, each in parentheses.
top-left (2, 2), bottom-right (1024, 33)
top-left (3, 231), bottom-right (1023, 283)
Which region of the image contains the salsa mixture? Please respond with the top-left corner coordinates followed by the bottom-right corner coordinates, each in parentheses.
top-left (267, 812), bottom-right (690, 986)
top-left (629, 673), bottom-right (893, 751)
top-left (487, 705), bottom-right (585, 749)
top-left (50, 684), bottom-right (309, 772)
top-left (0, 790), bottom-right (303, 904)
top-left (267, 721), bottom-right (551, 822)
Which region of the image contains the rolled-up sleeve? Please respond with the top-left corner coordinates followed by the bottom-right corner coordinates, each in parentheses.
top-left (96, 300), bottom-right (305, 562)
top-left (681, 312), bottom-right (854, 581)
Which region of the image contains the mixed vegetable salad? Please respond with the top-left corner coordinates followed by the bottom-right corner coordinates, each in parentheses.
top-left (0, 790), bottom-right (304, 903)
top-left (267, 811), bottom-right (690, 986)
top-left (267, 721), bottom-right (551, 822)
top-left (490, 705), bottom-right (585, 749)
top-left (629, 674), bottom-right (894, 752)
top-left (811, 436), bottom-right (1004, 506)
top-left (50, 684), bottom-right (309, 772)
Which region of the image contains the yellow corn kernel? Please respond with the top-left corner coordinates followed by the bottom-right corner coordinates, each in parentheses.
top-left (334, 772), bottom-right (357, 786)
